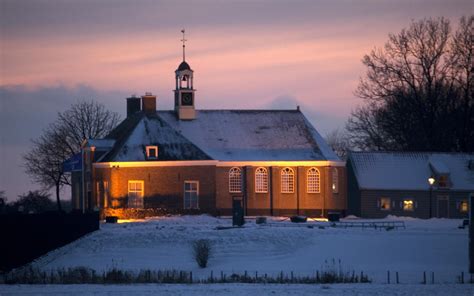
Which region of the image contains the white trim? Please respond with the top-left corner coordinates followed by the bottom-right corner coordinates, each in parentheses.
top-left (146, 146), bottom-right (159, 160)
top-left (280, 167), bottom-right (295, 194)
top-left (94, 160), bottom-right (219, 168)
top-left (228, 167), bottom-right (242, 193)
top-left (255, 167), bottom-right (268, 193)
top-left (184, 180), bottom-right (199, 209)
top-left (307, 167), bottom-right (321, 193)
top-left (93, 160), bottom-right (345, 169)
top-left (217, 160), bottom-right (345, 167)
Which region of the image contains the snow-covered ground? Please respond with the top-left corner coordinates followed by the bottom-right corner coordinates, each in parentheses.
top-left (1, 283), bottom-right (473, 296)
top-left (20, 215), bottom-right (469, 286)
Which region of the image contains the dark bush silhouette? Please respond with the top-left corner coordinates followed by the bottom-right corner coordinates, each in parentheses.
top-left (192, 239), bottom-right (212, 268)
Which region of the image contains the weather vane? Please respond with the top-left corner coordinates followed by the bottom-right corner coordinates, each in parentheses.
top-left (181, 29), bottom-right (187, 61)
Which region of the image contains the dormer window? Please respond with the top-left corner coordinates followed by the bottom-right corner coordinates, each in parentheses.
top-left (146, 146), bottom-right (158, 160)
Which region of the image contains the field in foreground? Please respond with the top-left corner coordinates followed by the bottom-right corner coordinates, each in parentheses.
top-left (20, 215), bottom-right (469, 286)
top-left (1, 283), bottom-right (474, 296)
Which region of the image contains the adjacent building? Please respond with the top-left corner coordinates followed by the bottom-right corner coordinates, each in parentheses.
top-left (347, 151), bottom-right (473, 219)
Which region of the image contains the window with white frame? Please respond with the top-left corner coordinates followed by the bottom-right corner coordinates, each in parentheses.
top-left (146, 146), bottom-right (158, 160)
top-left (379, 197), bottom-right (391, 211)
top-left (332, 168), bottom-right (339, 194)
top-left (128, 180), bottom-right (144, 208)
top-left (255, 167), bottom-right (268, 193)
top-left (184, 181), bottom-right (199, 209)
top-left (229, 167), bottom-right (242, 193)
top-left (403, 199), bottom-right (414, 211)
top-left (281, 167), bottom-right (294, 193)
top-left (307, 167), bottom-right (320, 193)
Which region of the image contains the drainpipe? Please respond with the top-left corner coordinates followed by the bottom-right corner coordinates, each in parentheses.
top-left (296, 167), bottom-right (300, 215)
top-left (269, 167), bottom-right (274, 216)
top-left (243, 166), bottom-right (248, 216)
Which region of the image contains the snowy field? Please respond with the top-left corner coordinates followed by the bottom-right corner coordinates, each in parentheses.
top-left (2, 215), bottom-right (471, 294)
top-left (1, 283), bottom-right (474, 296)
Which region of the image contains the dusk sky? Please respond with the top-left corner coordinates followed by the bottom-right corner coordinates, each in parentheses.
top-left (0, 0), bottom-right (472, 200)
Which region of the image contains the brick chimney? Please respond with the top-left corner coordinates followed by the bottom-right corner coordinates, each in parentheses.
top-left (141, 92), bottom-right (156, 114)
top-left (126, 95), bottom-right (141, 118)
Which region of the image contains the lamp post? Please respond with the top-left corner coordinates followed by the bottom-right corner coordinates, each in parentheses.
top-left (428, 176), bottom-right (435, 218)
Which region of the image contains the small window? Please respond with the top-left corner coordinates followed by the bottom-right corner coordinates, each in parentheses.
top-left (460, 200), bottom-right (468, 213)
top-left (380, 197), bottom-right (391, 211)
top-left (229, 167), bottom-right (242, 193)
top-left (332, 168), bottom-right (339, 194)
top-left (307, 167), bottom-right (320, 193)
top-left (128, 180), bottom-right (144, 208)
top-left (255, 167), bottom-right (268, 193)
top-left (281, 167), bottom-right (294, 193)
top-left (403, 199), bottom-right (414, 211)
top-left (184, 181), bottom-right (199, 209)
top-left (146, 146), bottom-right (158, 160)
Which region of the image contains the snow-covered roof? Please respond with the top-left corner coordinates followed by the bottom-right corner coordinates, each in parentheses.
top-left (85, 139), bottom-right (116, 149)
top-left (348, 151), bottom-right (474, 191)
top-left (102, 109), bottom-right (339, 162)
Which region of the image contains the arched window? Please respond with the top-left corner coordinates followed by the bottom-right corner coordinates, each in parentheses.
top-left (229, 167), bottom-right (242, 193)
top-left (255, 167), bottom-right (268, 193)
top-left (332, 168), bottom-right (339, 194)
top-left (307, 167), bottom-right (320, 193)
top-left (281, 167), bottom-right (294, 193)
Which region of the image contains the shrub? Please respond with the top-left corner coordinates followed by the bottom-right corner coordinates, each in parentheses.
top-left (192, 239), bottom-right (212, 268)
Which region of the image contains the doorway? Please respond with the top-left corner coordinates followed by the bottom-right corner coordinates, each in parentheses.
top-left (436, 196), bottom-right (449, 218)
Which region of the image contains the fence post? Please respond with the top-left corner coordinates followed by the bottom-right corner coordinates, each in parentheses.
top-left (387, 271), bottom-right (390, 284)
top-left (396, 271), bottom-right (399, 284)
top-left (423, 271), bottom-right (426, 284)
top-left (431, 272), bottom-right (434, 284)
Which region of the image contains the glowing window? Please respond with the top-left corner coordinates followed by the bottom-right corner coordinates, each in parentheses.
top-left (146, 146), bottom-right (158, 160)
top-left (255, 167), bottom-right (268, 193)
top-left (307, 167), bottom-right (320, 193)
top-left (332, 168), bottom-right (339, 194)
top-left (460, 200), bottom-right (468, 213)
top-left (281, 167), bottom-right (294, 193)
top-left (380, 197), bottom-right (391, 211)
top-left (128, 180), bottom-right (144, 208)
top-left (403, 199), bottom-right (414, 211)
top-left (229, 167), bottom-right (242, 193)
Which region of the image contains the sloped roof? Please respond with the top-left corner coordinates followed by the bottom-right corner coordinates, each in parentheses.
top-left (100, 109), bottom-right (339, 162)
top-left (102, 113), bottom-right (210, 161)
top-left (348, 151), bottom-right (474, 191)
top-left (158, 110), bottom-right (338, 161)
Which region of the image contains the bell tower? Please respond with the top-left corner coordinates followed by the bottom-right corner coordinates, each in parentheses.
top-left (174, 29), bottom-right (196, 120)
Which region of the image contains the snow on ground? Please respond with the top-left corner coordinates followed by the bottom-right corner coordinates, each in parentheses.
top-left (1, 283), bottom-right (473, 296)
top-left (21, 215), bottom-right (469, 286)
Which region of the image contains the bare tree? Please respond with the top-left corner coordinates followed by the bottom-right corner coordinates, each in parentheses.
top-left (325, 128), bottom-right (351, 160)
top-left (347, 16), bottom-right (473, 152)
top-left (23, 100), bottom-right (120, 211)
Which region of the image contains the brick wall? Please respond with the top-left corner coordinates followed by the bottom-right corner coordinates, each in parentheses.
top-left (215, 165), bottom-right (347, 217)
top-left (94, 165), bottom-right (216, 212)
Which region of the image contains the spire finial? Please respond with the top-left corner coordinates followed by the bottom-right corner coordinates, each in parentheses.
top-left (181, 29), bottom-right (187, 62)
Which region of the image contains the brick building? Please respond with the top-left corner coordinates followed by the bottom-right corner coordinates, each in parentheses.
top-left (347, 151), bottom-right (473, 219)
top-left (70, 43), bottom-right (346, 218)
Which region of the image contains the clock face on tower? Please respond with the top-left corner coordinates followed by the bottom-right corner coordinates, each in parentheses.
top-left (181, 92), bottom-right (193, 106)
